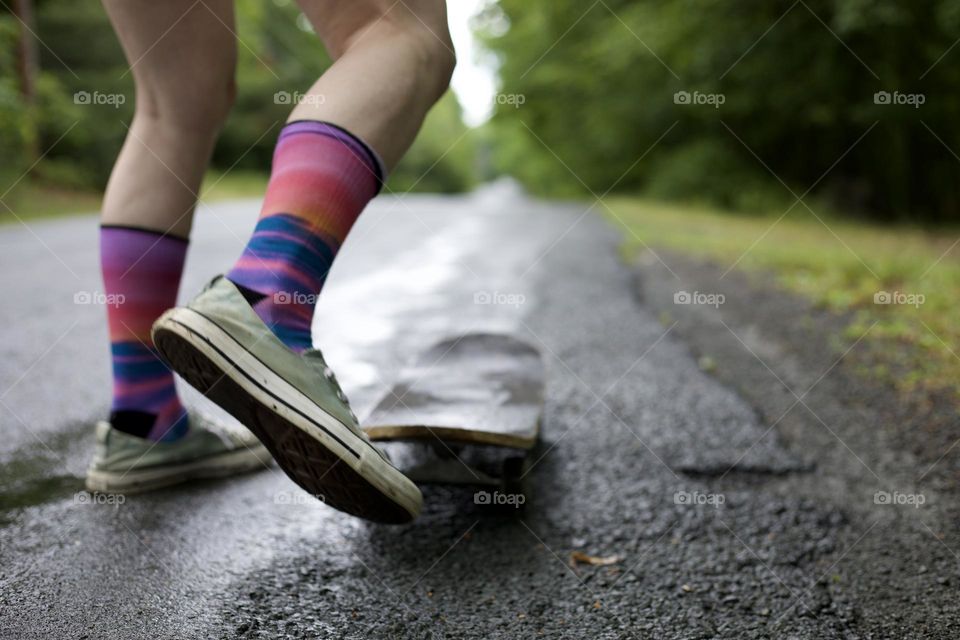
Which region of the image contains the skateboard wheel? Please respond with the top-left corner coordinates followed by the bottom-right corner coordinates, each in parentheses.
top-left (430, 441), bottom-right (464, 459)
top-left (500, 456), bottom-right (530, 510)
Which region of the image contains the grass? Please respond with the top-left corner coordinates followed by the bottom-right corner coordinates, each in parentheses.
top-left (199, 169), bottom-right (269, 201)
top-left (602, 197), bottom-right (960, 399)
top-left (0, 183), bottom-right (103, 223)
top-left (0, 170), bottom-right (269, 226)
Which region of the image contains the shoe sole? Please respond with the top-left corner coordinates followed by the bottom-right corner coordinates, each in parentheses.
top-left (85, 445), bottom-right (270, 494)
top-left (152, 307), bottom-right (421, 524)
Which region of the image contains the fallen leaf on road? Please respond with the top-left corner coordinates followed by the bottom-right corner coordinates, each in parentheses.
top-left (569, 551), bottom-right (624, 569)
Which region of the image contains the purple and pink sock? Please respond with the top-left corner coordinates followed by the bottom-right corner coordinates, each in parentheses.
top-left (101, 226), bottom-right (189, 441)
top-left (227, 121), bottom-right (383, 352)
top-left (100, 121), bottom-right (379, 440)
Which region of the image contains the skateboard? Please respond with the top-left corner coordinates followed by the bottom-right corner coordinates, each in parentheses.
top-left (363, 333), bottom-right (545, 505)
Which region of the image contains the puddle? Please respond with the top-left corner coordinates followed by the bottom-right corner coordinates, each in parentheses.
top-left (0, 422), bottom-right (89, 512)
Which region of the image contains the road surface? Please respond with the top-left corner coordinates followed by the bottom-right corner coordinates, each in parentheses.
top-left (0, 183), bottom-right (956, 638)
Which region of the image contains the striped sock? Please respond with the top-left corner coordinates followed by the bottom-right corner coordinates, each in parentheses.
top-left (101, 226), bottom-right (189, 441)
top-left (227, 121), bottom-right (383, 352)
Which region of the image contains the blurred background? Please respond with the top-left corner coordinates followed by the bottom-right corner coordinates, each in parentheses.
top-left (2, 0), bottom-right (959, 398)
top-left (4, 0), bottom-right (959, 218)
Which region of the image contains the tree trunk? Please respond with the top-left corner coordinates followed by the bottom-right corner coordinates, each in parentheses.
top-left (12, 0), bottom-right (40, 162)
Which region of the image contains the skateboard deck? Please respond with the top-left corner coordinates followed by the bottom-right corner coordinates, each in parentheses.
top-left (363, 333), bottom-right (544, 499)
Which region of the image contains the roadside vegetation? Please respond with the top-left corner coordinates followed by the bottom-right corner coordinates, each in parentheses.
top-left (481, 0), bottom-right (960, 224)
top-left (1, 0), bottom-right (476, 224)
top-left (605, 197), bottom-right (960, 400)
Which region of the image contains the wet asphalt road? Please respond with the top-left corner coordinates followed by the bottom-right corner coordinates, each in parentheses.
top-left (1, 183), bottom-right (957, 638)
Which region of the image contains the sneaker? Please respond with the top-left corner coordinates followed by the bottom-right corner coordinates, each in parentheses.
top-left (85, 411), bottom-right (270, 493)
top-left (151, 276), bottom-right (422, 523)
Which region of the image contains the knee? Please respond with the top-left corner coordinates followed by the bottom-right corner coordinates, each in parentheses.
top-left (134, 74), bottom-right (236, 135)
top-left (324, 5), bottom-right (456, 102)
top-left (411, 28), bottom-right (456, 102)
top-left (372, 21), bottom-right (456, 103)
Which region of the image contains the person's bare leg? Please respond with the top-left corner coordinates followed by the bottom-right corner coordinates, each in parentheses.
top-left (87, 0), bottom-right (267, 496)
top-left (94, 1), bottom-right (237, 444)
top-left (222, 0), bottom-right (457, 354)
top-left (101, 0), bottom-right (237, 237)
top-left (150, 0), bottom-right (454, 520)
top-left (292, 0), bottom-right (455, 169)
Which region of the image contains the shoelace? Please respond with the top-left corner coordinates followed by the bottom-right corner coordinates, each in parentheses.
top-left (301, 351), bottom-right (392, 460)
top-left (314, 358), bottom-right (392, 461)
top-left (320, 364), bottom-right (358, 423)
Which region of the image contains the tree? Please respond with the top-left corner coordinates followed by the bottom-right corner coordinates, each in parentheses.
top-left (481, 0), bottom-right (960, 223)
top-left (11, 0), bottom-right (38, 161)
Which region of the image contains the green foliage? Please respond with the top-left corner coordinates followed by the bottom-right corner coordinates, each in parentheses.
top-left (213, 0), bottom-right (332, 171)
top-left (32, 0), bottom-right (133, 187)
top-left (643, 140), bottom-right (785, 214)
top-left (0, 14), bottom-right (29, 204)
top-left (481, 0), bottom-right (960, 223)
top-left (388, 92), bottom-right (477, 194)
top-left (6, 0), bottom-right (475, 208)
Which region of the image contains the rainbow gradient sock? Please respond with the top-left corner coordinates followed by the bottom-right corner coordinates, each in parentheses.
top-left (227, 121), bottom-right (383, 352)
top-left (101, 226), bottom-right (189, 441)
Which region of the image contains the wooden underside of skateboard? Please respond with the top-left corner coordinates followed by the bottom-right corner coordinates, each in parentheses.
top-left (363, 333), bottom-right (545, 503)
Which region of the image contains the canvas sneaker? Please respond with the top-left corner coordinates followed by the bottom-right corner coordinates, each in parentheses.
top-left (86, 411), bottom-right (269, 493)
top-left (151, 275), bottom-right (422, 523)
